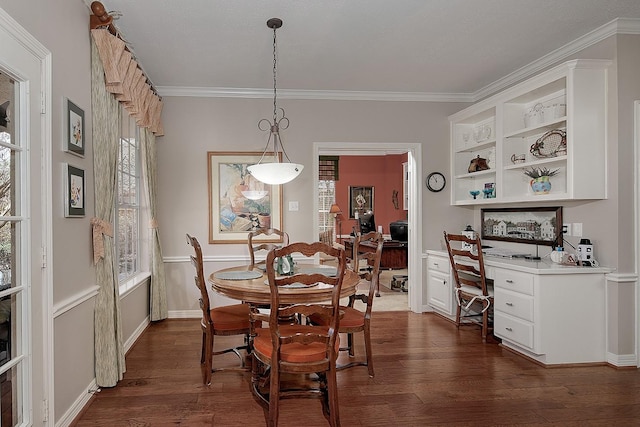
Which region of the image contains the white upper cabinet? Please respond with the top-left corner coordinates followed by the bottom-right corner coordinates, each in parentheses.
top-left (449, 59), bottom-right (610, 206)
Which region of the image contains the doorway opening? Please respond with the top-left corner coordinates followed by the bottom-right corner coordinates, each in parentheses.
top-left (313, 142), bottom-right (423, 313)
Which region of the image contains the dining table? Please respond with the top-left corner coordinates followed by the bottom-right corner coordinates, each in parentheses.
top-left (209, 264), bottom-right (360, 306)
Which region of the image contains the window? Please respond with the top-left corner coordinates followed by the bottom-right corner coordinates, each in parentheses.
top-left (318, 156), bottom-right (339, 238)
top-left (116, 109), bottom-right (140, 281)
top-left (318, 180), bottom-right (335, 234)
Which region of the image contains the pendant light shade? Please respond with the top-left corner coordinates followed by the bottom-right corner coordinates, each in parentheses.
top-left (247, 162), bottom-right (302, 186)
top-left (247, 18), bottom-right (304, 185)
top-left (241, 189), bottom-right (269, 200)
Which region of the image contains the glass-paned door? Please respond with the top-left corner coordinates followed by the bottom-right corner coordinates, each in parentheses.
top-left (0, 71), bottom-right (23, 427)
top-left (0, 12), bottom-right (48, 424)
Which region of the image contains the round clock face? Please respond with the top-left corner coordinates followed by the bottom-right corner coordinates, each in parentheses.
top-left (426, 172), bottom-right (446, 192)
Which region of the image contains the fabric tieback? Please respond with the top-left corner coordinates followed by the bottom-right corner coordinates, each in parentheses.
top-left (91, 217), bottom-right (114, 265)
top-left (149, 218), bottom-right (159, 229)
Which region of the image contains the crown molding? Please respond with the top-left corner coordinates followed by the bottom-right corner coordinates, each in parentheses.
top-left (157, 17), bottom-right (640, 103)
top-left (156, 86), bottom-right (473, 102)
top-left (472, 17), bottom-right (640, 101)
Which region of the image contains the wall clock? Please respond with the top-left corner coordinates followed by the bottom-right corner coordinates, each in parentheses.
top-left (426, 172), bottom-right (446, 192)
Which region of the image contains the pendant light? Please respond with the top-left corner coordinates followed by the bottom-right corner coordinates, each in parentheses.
top-left (247, 18), bottom-right (304, 185)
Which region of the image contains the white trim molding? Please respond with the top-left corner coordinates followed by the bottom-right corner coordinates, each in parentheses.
top-left (53, 285), bottom-right (99, 318)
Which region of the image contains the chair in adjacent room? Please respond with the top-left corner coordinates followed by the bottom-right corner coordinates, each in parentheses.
top-left (443, 231), bottom-right (494, 343)
top-left (186, 234), bottom-right (251, 385)
top-left (247, 228), bottom-right (289, 270)
top-left (250, 242), bottom-right (346, 427)
top-left (312, 231), bottom-right (383, 377)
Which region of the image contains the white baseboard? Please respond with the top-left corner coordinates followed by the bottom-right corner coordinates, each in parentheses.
top-left (606, 352), bottom-right (638, 367)
top-left (124, 316), bottom-right (150, 353)
top-left (168, 310), bottom-right (200, 319)
top-left (56, 316), bottom-right (150, 426)
top-left (54, 379), bottom-right (99, 427)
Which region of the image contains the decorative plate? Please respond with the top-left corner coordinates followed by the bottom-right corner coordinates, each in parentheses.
top-left (530, 129), bottom-right (566, 158)
top-left (297, 266), bottom-right (338, 277)
top-left (213, 270), bottom-right (263, 280)
top-left (263, 279), bottom-right (319, 289)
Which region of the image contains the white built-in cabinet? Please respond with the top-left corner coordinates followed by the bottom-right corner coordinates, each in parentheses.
top-left (425, 250), bottom-right (610, 365)
top-left (449, 59), bottom-right (610, 205)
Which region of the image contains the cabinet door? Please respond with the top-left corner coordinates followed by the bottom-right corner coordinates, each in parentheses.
top-left (428, 270), bottom-right (453, 314)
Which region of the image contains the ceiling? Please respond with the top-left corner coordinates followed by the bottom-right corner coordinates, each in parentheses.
top-left (97, 0), bottom-right (640, 101)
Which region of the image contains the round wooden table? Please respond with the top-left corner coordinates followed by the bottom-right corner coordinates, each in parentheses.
top-left (209, 265), bottom-right (359, 305)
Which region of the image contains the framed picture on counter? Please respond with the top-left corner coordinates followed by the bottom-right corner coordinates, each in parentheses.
top-left (207, 151), bottom-right (283, 244)
top-left (480, 206), bottom-right (562, 247)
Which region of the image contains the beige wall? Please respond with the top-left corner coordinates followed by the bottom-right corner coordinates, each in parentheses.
top-left (157, 96), bottom-right (468, 312)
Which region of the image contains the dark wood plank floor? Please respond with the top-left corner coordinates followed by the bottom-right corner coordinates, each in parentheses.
top-left (70, 313), bottom-right (640, 426)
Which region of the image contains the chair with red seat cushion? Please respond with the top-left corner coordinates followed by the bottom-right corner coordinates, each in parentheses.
top-left (311, 231), bottom-right (383, 377)
top-left (247, 228), bottom-right (289, 270)
top-left (250, 242), bottom-right (346, 427)
top-left (186, 234), bottom-right (250, 385)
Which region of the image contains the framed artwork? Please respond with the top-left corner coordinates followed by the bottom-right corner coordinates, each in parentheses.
top-left (208, 152), bottom-right (283, 244)
top-left (64, 164), bottom-right (85, 217)
top-left (348, 186), bottom-right (374, 219)
top-left (480, 206), bottom-right (562, 247)
top-left (64, 98), bottom-right (85, 157)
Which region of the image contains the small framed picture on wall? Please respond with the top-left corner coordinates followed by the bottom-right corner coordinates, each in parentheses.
top-left (64, 163), bottom-right (85, 217)
top-left (64, 98), bottom-right (85, 157)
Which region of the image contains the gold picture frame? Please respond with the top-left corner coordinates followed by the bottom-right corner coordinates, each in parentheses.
top-left (208, 152), bottom-right (283, 244)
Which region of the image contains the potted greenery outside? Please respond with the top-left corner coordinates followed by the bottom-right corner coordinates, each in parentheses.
top-left (523, 167), bottom-right (559, 195)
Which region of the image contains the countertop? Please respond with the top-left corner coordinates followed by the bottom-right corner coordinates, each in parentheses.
top-left (425, 249), bottom-right (613, 275)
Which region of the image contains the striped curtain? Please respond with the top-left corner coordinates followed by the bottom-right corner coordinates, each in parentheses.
top-left (91, 38), bottom-right (126, 387)
top-left (141, 127), bottom-right (168, 321)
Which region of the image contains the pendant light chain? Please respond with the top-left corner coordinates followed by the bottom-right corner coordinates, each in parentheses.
top-left (272, 24), bottom-right (278, 124)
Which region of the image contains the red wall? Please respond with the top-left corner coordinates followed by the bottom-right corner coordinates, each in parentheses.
top-left (335, 154), bottom-right (408, 235)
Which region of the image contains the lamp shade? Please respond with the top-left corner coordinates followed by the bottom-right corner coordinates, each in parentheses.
top-left (329, 204), bottom-right (342, 215)
top-left (241, 190), bottom-right (269, 200)
top-left (247, 162), bottom-right (304, 185)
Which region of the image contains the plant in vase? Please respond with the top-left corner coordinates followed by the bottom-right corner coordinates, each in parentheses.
top-left (523, 167), bottom-right (559, 195)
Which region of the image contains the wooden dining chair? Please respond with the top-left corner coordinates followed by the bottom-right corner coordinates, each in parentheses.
top-left (250, 242), bottom-right (346, 427)
top-left (311, 231), bottom-right (383, 377)
top-left (247, 228), bottom-right (289, 270)
top-left (443, 231), bottom-right (494, 343)
top-left (349, 231), bottom-right (383, 297)
top-left (186, 234), bottom-right (251, 385)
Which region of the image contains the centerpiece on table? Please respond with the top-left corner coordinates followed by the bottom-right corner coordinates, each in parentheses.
top-left (523, 167), bottom-right (559, 195)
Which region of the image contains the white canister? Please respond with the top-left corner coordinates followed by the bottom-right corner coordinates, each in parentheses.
top-left (462, 225), bottom-right (476, 252)
top-left (550, 247), bottom-right (565, 264)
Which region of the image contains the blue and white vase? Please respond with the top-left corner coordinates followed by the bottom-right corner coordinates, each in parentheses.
top-left (530, 176), bottom-right (551, 195)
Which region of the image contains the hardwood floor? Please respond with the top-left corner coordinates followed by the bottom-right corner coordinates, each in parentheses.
top-left (71, 314), bottom-right (640, 426)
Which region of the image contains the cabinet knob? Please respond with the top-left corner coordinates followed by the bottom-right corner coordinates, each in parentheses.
top-left (433, 263), bottom-right (438, 266)
top-left (505, 327), bottom-right (513, 331)
top-left (505, 302), bottom-right (513, 306)
top-left (506, 279), bottom-right (514, 284)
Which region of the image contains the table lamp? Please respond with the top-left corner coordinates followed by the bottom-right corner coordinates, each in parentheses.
top-left (330, 204), bottom-right (342, 243)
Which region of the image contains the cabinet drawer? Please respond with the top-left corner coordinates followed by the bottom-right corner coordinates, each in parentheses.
top-left (495, 312), bottom-right (535, 351)
top-left (427, 256), bottom-right (450, 274)
top-left (428, 271), bottom-right (452, 313)
top-left (494, 270), bottom-right (534, 295)
top-left (494, 287), bottom-right (534, 322)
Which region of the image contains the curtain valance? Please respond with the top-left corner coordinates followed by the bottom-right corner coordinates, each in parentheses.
top-left (90, 28), bottom-right (164, 136)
